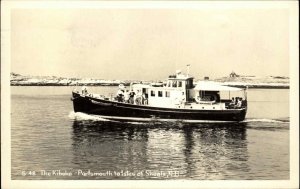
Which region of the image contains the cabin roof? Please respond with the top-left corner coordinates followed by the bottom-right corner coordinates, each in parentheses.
top-left (168, 74), bottom-right (193, 80)
top-left (132, 84), bottom-right (151, 88)
top-left (195, 81), bottom-right (243, 91)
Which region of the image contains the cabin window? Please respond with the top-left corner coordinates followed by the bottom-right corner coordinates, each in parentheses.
top-left (172, 81), bottom-right (177, 87)
top-left (151, 90), bottom-right (155, 97)
top-left (167, 81), bottom-right (171, 87)
top-left (178, 81), bottom-right (182, 88)
top-left (158, 91), bottom-right (163, 97)
top-left (165, 91), bottom-right (170, 97)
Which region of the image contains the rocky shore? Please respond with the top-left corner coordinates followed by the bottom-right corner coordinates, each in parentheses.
top-left (10, 73), bottom-right (289, 89)
top-left (212, 75), bottom-right (289, 89)
top-left (10, 73), bottom-right (132, 86)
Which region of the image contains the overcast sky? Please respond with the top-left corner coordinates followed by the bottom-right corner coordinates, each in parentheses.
top-left (11, 7), bottom-right (289, 80)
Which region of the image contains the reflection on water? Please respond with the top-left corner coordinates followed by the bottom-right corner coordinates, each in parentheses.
top-left (71, 120), bottom-right (249, 179)
top-left (11, 87), bottom-right (290, 180)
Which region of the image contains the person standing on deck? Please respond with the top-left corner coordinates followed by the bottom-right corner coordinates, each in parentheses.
top-left (129, 89), bottom-right (135, 104)
top-left (229, 97), bottom-right (235, 108)
top-left (135, 90), bottom-right (142, 105)
top-left (116, 88), bottom-right (124, 102)
top-left (142, 92), bottom-right (148, 105)
top-left (124, 90), bottom-right (130, 103)
top-left (81, 86), bottom-right (88, 95)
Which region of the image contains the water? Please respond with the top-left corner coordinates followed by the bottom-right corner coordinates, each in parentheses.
top-left (11, 86), bottom-right (290, 180)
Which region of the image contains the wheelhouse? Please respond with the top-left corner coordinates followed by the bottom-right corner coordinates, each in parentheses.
top-left (131, 71), bottom-right (194, 108)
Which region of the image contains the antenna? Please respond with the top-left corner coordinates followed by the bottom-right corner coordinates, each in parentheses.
top-left (186, 64), bottom-right (190, 77)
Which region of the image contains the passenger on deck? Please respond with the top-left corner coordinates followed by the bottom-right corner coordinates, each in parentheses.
top-left (227, 97), bottom-right (235, 109)
top-left (129, 89), bottom-right (135, 104)
top-left (230, 97), bottom-right (235, 105)
top-left (235, 97), bottom-right (239, 105)
top-left (135, 90), bottom-right (142, 105)
top-left (236, 98), bottom-right (242, 108)
top-left (142, 93), bottom-right (148, 105)
top-left (124, 90), bottom-right (130, 103)
top-left (81, 86), bottom-right (88, 95)
top-left (117, 89), bottom-right (124, 102)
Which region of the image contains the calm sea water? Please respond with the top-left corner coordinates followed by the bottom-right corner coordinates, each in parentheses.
top-left (11, 86), bottom-right (290, 180)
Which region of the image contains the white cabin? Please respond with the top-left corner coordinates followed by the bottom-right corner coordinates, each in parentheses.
top-left (131, 72), bottom-right (194, 108)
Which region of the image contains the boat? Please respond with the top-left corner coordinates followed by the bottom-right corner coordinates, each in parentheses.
top-left (71, 69), bottom-right (247, 122)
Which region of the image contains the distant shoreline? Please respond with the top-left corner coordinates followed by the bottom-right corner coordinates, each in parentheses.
top-left (10, 72), bottom-right (290, 89)
top-left (10, 83), bottom-right (289, 89)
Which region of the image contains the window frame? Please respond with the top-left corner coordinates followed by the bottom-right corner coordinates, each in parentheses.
top-left (165, 91), bottom-right (170, 97)
top-left (151, 90), bottom-right (155, 97)
top-left (178, 81), bottom-right (182, 88)
top-left (158, 91), bottom-right (163, 97)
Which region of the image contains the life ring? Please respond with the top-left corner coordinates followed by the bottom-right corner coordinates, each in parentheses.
top-left (195, 96), bottom-right (201, 103)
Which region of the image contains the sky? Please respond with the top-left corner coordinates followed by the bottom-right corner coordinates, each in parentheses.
top-left (11, 7), bottom-right (290, 80)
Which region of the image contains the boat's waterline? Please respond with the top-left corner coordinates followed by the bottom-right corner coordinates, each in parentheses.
top-left (69, 111), bottom-right (243, 123)
top-left (69, 111), bottom-right (289, 124)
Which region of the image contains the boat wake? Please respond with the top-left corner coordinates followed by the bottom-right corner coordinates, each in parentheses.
top-left (68, 111), bottom-right (114, 122)
top-left (243, 118), bottom-right (290, 123)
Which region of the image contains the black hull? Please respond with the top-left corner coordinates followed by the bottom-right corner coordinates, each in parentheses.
top-left (72, 92), bottom-right (247, 122)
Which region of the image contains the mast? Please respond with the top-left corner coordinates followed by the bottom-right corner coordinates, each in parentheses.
top-left (186, 64), bottom-right (190, 77)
